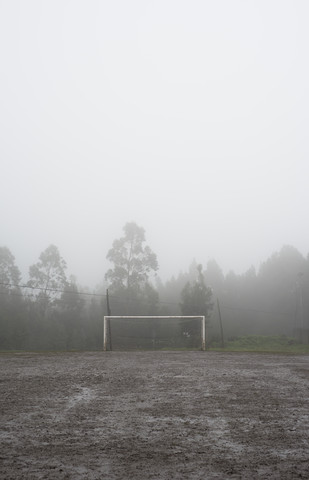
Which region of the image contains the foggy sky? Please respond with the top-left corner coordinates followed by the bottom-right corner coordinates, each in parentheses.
top-left (1, 0), bottom-right (309, 288)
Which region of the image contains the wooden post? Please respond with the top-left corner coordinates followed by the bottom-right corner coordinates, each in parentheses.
top-left (103, 316), bottom-right (107, 351)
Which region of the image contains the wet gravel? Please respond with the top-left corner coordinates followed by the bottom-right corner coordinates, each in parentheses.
top-left (0, 351), bottom-right (309, 479)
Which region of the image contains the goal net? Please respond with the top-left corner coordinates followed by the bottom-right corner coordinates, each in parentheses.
top-left (103, 316), bottom-right (206, 351)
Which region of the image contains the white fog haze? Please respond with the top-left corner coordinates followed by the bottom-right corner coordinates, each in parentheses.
top-left (1, 0), bottom-right (308, 287)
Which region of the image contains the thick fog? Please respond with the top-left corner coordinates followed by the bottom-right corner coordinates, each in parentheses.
top-left (1, 0), bottom-right (308, 288)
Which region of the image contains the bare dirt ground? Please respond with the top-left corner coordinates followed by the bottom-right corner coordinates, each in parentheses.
top-left (0, 351), bottom-right (309, 480)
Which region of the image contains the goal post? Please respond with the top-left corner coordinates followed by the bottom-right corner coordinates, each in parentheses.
top-left (103, 315), bottom-right (206, 351)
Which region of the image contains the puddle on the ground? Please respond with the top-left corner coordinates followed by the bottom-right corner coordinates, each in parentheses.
top-left (67, 387), bottom-right (95, 409)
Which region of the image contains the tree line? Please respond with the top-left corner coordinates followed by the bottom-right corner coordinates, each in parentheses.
top-left (1, 222), bottom-right (308, 350)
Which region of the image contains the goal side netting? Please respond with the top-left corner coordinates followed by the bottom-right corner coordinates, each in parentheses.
top-left (103, 316), bottom-right (206, 351)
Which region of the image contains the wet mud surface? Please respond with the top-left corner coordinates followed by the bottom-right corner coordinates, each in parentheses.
top-left (0, 351), bottom-right (309, 479)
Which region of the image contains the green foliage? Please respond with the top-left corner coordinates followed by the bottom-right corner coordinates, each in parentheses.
top-left (0, 247), bottom-right (21, 287)
top-left (57, 278), bottom-right (86, 350)
top-left (0, 247), bottom-right (24, 350)
top-left (1, 240), bottom-right (309, 352)
top-left (210, 335), bottom-right (309, 353)
top-left (27, 244), bottom-right (67, 307)
top-left (180, 264), bottom-right (213, 317)
top-left (105, 222), bottom-right (159, 316)
top-left (105, 222), bottom-right (158, 292)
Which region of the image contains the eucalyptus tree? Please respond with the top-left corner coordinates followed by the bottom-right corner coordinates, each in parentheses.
top-left (28, 244), bottom-right (68, 308)
top-left (105, 222), bottom-right (159, 314)
top-left (0, 246), bottom-right (21, 294)
top-left (0, 247), bottom-right (23, 349)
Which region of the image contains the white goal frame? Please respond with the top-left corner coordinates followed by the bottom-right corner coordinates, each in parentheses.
top-left (103, 316), bottom-right (206, 351)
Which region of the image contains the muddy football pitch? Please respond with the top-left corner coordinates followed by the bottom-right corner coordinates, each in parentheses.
top-left (1, 351), bottom-right (309, 479)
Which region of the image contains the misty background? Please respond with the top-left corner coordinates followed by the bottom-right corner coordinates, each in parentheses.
top-left (1, 0), bottom-right (309, 288)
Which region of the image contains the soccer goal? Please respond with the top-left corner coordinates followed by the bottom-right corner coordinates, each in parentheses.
top-left (103, 316), bottom-right (206, 351)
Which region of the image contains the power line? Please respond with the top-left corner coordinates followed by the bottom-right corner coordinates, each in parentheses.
top-left (0, 282), bottom-right (199, 311)
top-left (0, 282), bottom-right (169, 304)
top-left (0, 282), bottom-right (178, 306)
top-left (0, 282), bottom-right (106, 298)
top-left (0, 282), bottom-right (294, 317)
top-left (0, 290), bottom-right (37, 298)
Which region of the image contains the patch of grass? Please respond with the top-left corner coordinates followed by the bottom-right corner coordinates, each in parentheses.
top-left (209, 335), bottom-right (309, 354)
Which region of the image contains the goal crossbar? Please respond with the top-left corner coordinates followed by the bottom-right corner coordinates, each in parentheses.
top-left (103, 315), bottom-right (206, 351)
